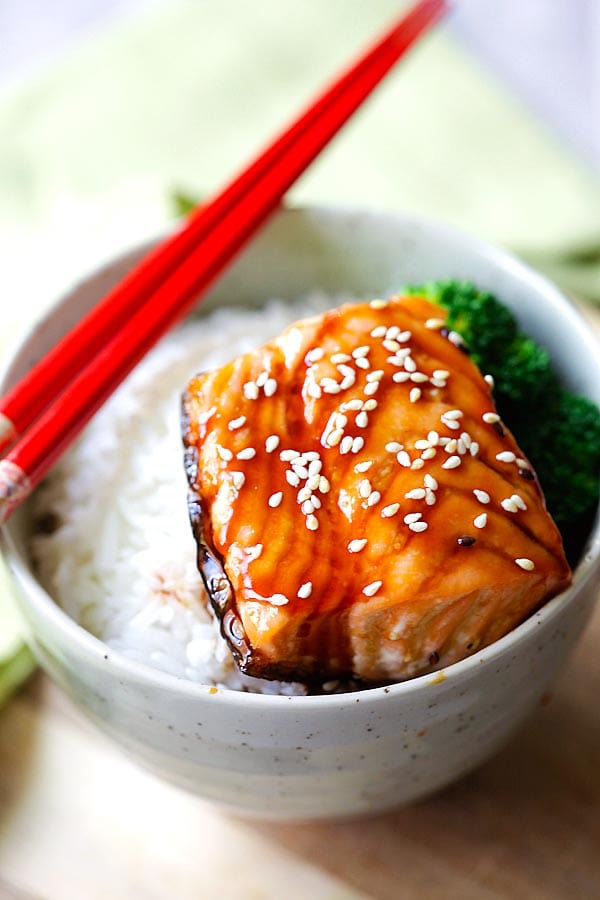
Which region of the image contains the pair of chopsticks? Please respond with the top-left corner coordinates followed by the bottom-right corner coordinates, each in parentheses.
top-left (0, 0), bottom-right (448, 523)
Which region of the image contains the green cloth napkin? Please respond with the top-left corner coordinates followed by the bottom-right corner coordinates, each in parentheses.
top-left (2, 0), bottom-right (600, 703)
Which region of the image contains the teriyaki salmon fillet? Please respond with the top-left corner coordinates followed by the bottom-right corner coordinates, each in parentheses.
top-left (181, 294), bottom-right (572, 685)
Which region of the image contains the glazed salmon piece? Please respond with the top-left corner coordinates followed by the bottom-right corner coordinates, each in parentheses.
top-left (181, 295), bottom-right (572, 685)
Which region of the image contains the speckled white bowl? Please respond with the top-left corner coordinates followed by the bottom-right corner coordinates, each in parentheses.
top-left (2, 206), bottom-right (600, 820)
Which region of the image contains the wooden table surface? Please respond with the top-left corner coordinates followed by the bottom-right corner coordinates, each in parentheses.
top-left (0, 306), bottom-right (599, 900)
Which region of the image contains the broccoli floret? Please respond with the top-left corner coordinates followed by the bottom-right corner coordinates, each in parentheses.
top-left (405, 280), bottom-right (600, 560)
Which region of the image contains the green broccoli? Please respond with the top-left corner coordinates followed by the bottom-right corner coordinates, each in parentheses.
top-left (405, 280), bottom-right (600, 562)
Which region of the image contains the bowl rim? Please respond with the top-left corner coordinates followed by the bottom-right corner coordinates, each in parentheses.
top-left (2, 203), bottom-right (599, 709)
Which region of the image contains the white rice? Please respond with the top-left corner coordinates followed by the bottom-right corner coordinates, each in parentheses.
top-left (31, 293), bottom-right (336, 694)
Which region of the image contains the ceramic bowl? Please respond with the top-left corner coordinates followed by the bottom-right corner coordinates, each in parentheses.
top-left (2, 206), bottom-right (599, 820)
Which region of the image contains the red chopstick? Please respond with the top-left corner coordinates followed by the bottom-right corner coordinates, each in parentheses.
top-left (0, 0), bottom-right (448, 522)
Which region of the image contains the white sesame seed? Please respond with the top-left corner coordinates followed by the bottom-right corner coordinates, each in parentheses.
top-left (297, 486), bottom-right (311, 502)
top-left (243, 381), bottom-right (259, 400)
top-left (381, 503), bottom-right (400, 518)
top-left (306, 514), bottom-right (319, 531)
top-left (197, 407), bottom-right (216, 426)
top-left (340, 376), bottom-right (355, 391)
top-left (319, 476), bottom-right (331, 493)
top-left (470, 442), bottom-right (480, 457)
top-left (473, 489), bottom-right (490, 504)
top-left (405, 488), bottom-right (426, 499)
top-left (306, 347), bottom-right (324, 363)
top-left (348, 538), bottom-right (368, 553)
top-left (304, 452), bottom-right (320, 461)
top-left (409, 521), bottom-right (428, 533)
top-left (331, 353), bottom-right (351, 364)
top-left (358, 479), bottom-right (372, 498)
top-left (228, 416), bottom-right (247, 431)
top-left (386, 326), bottom-right (400, 340)
top-left (448, 331), bottom-right (465, 347)
top-left (370, 299), bottom-right (388, 309)
top-left (308, 474), bottom-right (321, 490)
top-left (445, 409), bottom-right (464, 420)
top-left (355, 411), bottom-right (369, 428)
top-left (431, 378), bottom-right (447, 389)
top-left (292, 464), bottom-right (309, 479)
top-left (421, 448), bottom-right (437, 460)
top-left (516, 457), bottom-right (529, 468)
top-left (411, 459), bottom-right (425, 470)
top-left (341, 399), bottom-right (360, 411)
top-left (439, 437), bottom-right (451, 445)
top-left (337, 364), bottom-right (355, 378)
top-left (308, 459), bottom-right (322, 476)
top-left (485, 374), bottom-right (495, 388)
top-left (501, 498), bottom-right (519, 513)
top-left (355, 357), bottom-right (370, 370)
top-left (267, 490), bottom-right (284, 509)
top-left (425, 488), bottom-right (436, 506)
top-left (460, 431), bottom-right (472, 448)
top-left (364, 382), bottom-right (380, 396)
top-left (425, 317), bottom-right (445, 330)
top-left (322, 383), bottom-right (342, 394)
top-left (311, 495), bottom-right (322, 509)
top-left (263, 378), bottom-right (277, 397)
top-left (307, 382), bottom-right (322, 399)
top-left (269, 593), bottom-right (289, 606)
top-left (351, 436), bottom-right (365, 454)
top-left (327, 429), bottom-right (344, 447)
top-left (231, 471), bottom-right (246, 490)
top-left (424, 474), bottom-right (438, 490)
top-left (397, 450), bottom-right (411, 467)
top-left (370, 325), bottom-right (387, 338)
top-left (301, 499), bottom-right (314, 515)
top-left (367, 491), bottom-right (381, 507)
top-left (352, 345), bottom-right (370, 358)
top-left (442, 418), bottom-right (461, 431)
top-left (362, 580), bottom-right (382, 597)
top-left (397, 330), bottom-right (412, 343)
top-left (237, 448), bottom-right (256, 460)
top-left (280, 449), bottom-right (299, 462)
top-left (265, 435), bottom-right (280, 453)
top-left (217, 446), bottom-right (234, 461)
top-left (411, 372), bottom-right (429, 383)
top-left (474, 513), bottom-right (488, 529)
top-left (385, 441), bottom-right (403, 453)
top-left (383, 339), bottom-right (401, 353)
top-left (363, 398), bottom-right (378, 411)
top-left (515, 558), bottom-right (535, 571)
top-left (457, 439), bottom-right (467, 456)
top-left (392, 372), bottom-right (411, 383)
top-left (286, 470), bottom-right (301, 487)
top-left (404, 356), bottom-right (417, 373)
top-left (409, 388), bottom-right (422, 403)
top-left (386, 356), bottom-right (404, 367)
top-left (404, 512), bottom-right (422, 524)
top-left (414, 439), bottom-right (430, 450)
top-left (442, 456), bottom-right (461, 470)
top-left (366, 369), bottom-right (384, 383)
top-left (433, 370), bottom-right (450, 380)
top-left (355, 460), bottom-right (373, 473)
top-left (340, 435), bottom-right (354, 455)
top-left (483, 412), bottom-right (500, 424)
top-left (333, 413), bottom-right (348, 428)
top-left (444, 439), bottom-right (458, 454)
top-left (297, 582), bottom-right (313, 599)
top-left (511, 493), bottom-right (527, 510)
top-left (496, 451), bottom-right (516, 463)
top-left (256, 372), bottom-right (268, 388)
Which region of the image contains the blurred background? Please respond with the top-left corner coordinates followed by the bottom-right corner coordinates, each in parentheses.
top-left (1, 2), bottom-right (600, 898)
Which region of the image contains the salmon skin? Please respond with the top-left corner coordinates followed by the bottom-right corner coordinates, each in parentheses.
top-left (181, 295), bottom-right (572, 686)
